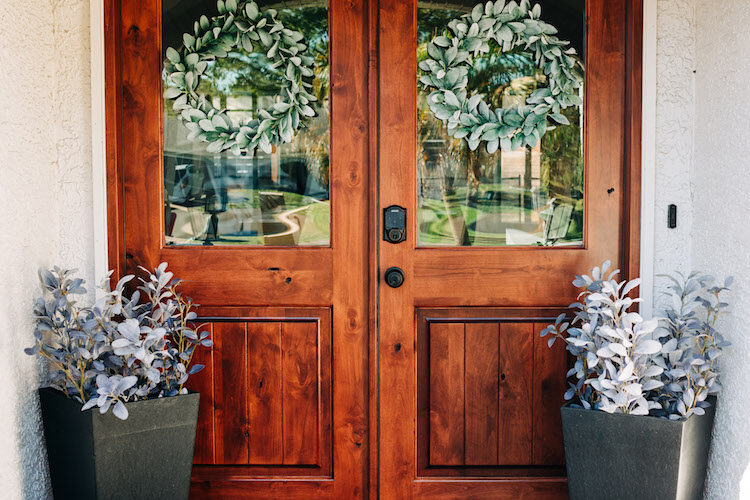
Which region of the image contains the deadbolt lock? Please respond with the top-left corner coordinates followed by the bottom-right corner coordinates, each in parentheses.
top-left (383, 205), bottom-right (406, 244)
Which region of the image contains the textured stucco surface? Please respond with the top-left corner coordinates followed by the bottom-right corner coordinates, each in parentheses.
top-left (693, 1), bottom-right (750, 498)
top-left (653, 1), bottom-right (750, 498)
top-left (0, 0), bottom-right (93, 498)
top-left (653, 0), bottom-right (750, 498)
top-left (653, 0), bottom-right (696, 285)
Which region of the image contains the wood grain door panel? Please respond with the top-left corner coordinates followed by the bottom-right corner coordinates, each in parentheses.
top-left (185, 307), bottom-right (332, 476)
top-left (417, 309), bottom-right (566, 477)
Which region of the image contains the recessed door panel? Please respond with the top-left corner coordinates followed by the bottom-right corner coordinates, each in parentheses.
top-left (184, 307), bottom-right (332, 475)
top-left (417, 310), bottom-right (566, 477)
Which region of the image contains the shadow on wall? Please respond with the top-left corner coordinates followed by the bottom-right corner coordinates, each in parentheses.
top-left (0, 287), bottom-right (52, 498)
top-left (705, 317), bottom-right (750, 499)
top-left (16, 387), bottom-right (50, 499)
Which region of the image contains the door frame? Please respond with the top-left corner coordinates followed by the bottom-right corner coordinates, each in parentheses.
top-left (99, 0), bottom-right (643, 497)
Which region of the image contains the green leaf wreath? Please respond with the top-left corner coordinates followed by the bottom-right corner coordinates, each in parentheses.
top-left (419, 0), bottom-right (583, 154)
top-left (163, 0), bottom-right (317, 156)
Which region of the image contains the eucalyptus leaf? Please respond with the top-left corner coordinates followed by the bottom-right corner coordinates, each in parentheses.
top-left (163, 87), bottom-right (182, 99)
top-left (199, 15), bottom-right (210, 31)
top-left (258, 29), bottom-right (271, 46)
top-left (443, 90), bottom-right (460, 108)
top-left (246, 1), bottom-right (259, 20)
top-left (471, 3), bottom-right (483, 22)
top-left (433, 35), bottom-right (451, 47)
top-left (165, 46), bottom-right (180, 64)
top-left (183, 33), bottom-right (195, 49)
top-left (185, 52), bottom-right (199, 67)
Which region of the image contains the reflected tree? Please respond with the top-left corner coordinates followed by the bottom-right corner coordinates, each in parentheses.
top-left (417, 6), bottom-right (584, 246)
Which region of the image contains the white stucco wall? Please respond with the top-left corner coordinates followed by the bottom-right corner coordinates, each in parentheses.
top-left (653, 0), bottom-right (696, 283)
top-left (693, 1), bottom-right (750, 498)
top-left (0, 0), bottom-right (94, 498)
top-left (652, 0), bottom-right (750, 498)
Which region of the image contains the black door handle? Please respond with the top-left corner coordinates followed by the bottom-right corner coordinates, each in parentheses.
top-left (384, 267), bottom-right (405, 288)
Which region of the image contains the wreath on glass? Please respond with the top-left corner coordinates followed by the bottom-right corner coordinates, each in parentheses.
top-left (163, 0), bottom-right (317, 156)
top-left (419, 0), bottom-right (583, 154)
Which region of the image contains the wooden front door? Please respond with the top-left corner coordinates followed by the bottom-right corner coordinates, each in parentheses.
top-left (113, 0), bottom-right (639, 497)
top-left (119, 0), bottom-right (369, 497)
top-left (376, 0), bottom-right (639, 498)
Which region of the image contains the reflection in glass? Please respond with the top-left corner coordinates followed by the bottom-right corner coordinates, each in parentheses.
top-left (162, 0), bottom-right (329, 246)
top-left (417, 1), bottom-right (585, 247)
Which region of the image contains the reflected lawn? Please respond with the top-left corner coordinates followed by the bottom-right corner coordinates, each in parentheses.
top-left (166, 189), bottom-right (330, 246)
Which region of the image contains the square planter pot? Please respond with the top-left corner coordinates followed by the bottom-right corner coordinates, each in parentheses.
top-left (561, 397), bottom-right (716, 500)
top-left (39, 387), bottom-right (200, 500)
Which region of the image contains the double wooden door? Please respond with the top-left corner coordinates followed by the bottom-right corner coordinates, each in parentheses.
top-left (115, 0), bottom-right (639, 497)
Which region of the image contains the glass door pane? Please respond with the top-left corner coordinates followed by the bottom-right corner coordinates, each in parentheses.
top-left (162, 0), bottom-right (330, 246)
top-left (416, 1), bottom-right (585, 247)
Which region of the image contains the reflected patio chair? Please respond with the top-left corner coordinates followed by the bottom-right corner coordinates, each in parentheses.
top-left (258, 192), bottom-right (306, 246)
top-left (165, 204), bottom-right (212, 244)
top-left (542, 200), bottom-right (573, 244)
top-left (504, 198), bottom-right (573, 246)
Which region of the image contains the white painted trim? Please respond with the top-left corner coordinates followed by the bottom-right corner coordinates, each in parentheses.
top-left (90, 0), bottom-right (109, 284)
top-left (639, 0), bottom-right (658, 319)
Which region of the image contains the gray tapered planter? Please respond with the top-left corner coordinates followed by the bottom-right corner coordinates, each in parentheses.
top-left (39, 387), bottom-right (199, 500)
top-left (561, 397), bottom-right (716, 500)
